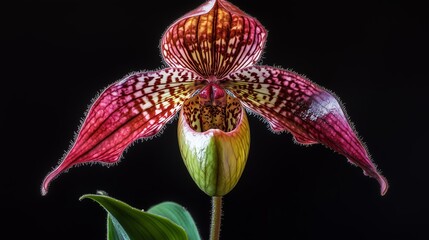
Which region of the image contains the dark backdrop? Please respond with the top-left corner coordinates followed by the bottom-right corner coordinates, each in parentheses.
top-left (4, 0), bottom-right (428, 239)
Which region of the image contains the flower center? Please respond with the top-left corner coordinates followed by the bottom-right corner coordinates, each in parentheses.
top-left (183, 83), bottom-right (241, 133)
top-left (199, 84), bottom-right (227, 131)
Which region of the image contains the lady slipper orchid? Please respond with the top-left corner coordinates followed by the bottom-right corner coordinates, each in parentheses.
top-left (42, 0), bottom-right (388, 196)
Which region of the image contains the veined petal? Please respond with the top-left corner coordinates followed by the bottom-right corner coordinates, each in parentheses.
top-left (161, 0), bottom-right (267, 78)
top-left (42, 68), bottom-right (202, 195)
top-left (225, 66), bottom-right (388, 195)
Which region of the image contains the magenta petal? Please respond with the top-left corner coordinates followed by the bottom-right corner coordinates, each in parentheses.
top-left (42, 68), bottom-right (201, 195)
top-left (225, 66), bottom-right (388, 195)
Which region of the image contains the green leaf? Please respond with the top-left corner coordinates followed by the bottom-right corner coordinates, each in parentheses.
top-left (148, 202), bottom-right (201, 240)
top-left (107, 214), bottom-right (129, 240)
top-left (80, 194), bottom-right (188, 240)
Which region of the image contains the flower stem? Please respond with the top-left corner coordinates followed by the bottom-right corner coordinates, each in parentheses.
top-left (210, 196), bottom-right (223, 240)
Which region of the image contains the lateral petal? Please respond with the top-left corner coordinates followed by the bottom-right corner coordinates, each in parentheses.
top-left (42, 68), bottom-right (202, 195)
top-left (225, 66), bottom-right (388, 195)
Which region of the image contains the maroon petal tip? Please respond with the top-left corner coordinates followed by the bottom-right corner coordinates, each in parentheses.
top-left (377, 173), bottom-right (389, 196)
top-left (41, 167), bottom-right (60, 196)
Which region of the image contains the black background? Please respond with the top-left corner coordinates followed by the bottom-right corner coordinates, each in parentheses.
top-left (4, 0), bottom-right (428, 239)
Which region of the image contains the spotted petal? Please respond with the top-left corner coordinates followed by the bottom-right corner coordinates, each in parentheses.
top-left (42, 68), bottom-right (202, 195)
top-left (161, 0), bottom-right (267, 78)
top-left (225, 66), bottom-right (388, 195)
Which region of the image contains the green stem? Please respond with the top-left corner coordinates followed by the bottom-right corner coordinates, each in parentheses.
top-left (209, 196), bottom-right (223, 240)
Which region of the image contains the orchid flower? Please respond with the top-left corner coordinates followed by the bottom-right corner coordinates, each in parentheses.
top-left (42, 0), bottom-right (388, 197)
